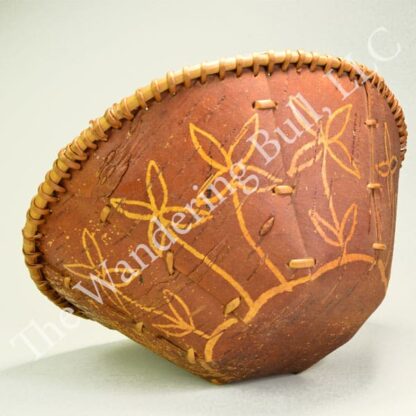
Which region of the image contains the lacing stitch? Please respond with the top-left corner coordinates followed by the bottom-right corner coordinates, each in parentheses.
top-left (151, 79), bottom-right (162, 102)
top-left (89, 118), bottom-right (108, 140)
top-left (183, 66), bottom-right (192, 88)
top-left (267, 50), bottom-right (276, 75)
top-left (200, 63), bottom-right (208, 84)
top-left (135, 89), bottom-right (148, 110)
top-left (104, 104), bottom-right (123, 128)
top-left (166, 71), bottom-right (177, 93)
top-left (235, 55), bottom-right (244, 77)
top-left (120, 97), bottom-right (134, 120)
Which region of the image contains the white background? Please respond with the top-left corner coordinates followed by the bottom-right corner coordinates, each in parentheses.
top-left (0, 0), bottom-right (415, 415)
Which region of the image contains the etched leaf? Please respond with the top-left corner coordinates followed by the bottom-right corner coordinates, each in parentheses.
top-left (327, 140), bottom-right (360, 178)
top-left (228, 113), bottom-right (260, 165)
top-left (152, 323), bottom-right (193, 338)
top-left (62, 229), bottom-right (130, 314)
top-left (339, 203), bottom-right (358, 246)
top-left (287, 138), bottom-right (322, 177)
top-left (63, 263), bottom-right (94, 280)
top-left (325, 104), bottom-right (352, 144)
top-left (146, 160), bottom-right (169, 211)
top-left (152, 289), bottom-right (195, 337)
top-left (244, 165), bottom-right (282, 192)
top-left (308, 209), bottom-right (341, 247)
top-left (110, 198), bottom-right (153, 221)
top-left (82, 228), bottom-right (104, 268)
top-left (165, 289), bottom-right (193, 323)
top-left (189, 123), bottom-right (229, 171)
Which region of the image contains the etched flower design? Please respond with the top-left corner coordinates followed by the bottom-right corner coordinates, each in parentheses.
top-left (64, 229), bottom-right (211, 340)
top-left (64, 228), bottom-right (141, 287)
top-left (375, 123), bottom-right (398, 179)
top-left (286, 98), bottom-right (360, 253)
top-left (63, 228), bottom-right (141, 312)
top-left (110, 160), bottom-right (212, 256)
top-left (287, 101), bottom-right (360, 179)
top-left (375, 123), bottom-right (398, 229)
top-left (189, 113), bottom-right (282, 205)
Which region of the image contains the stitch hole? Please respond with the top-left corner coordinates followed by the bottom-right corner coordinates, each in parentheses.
top-left (135, 321), bottom-right (144, 333)
top-left (186, 348), bottom-right (196, 364)
top-left (365, 118), bottom-right (378, 127)
top-left (224, 297), bottom-right (241, 315)
top-left (63, 277), bottom-right (72, 289)
top-left (372, 242), bottom-right (387, 251)
top-left (252, 99), bottom-right (278, 110)
top-left (252, 53), bottom-right (261, 76)
top-left (367, 182), bottom-right (382, 190)
top-left (287, 258), bottom-right (316, 269)
top-left (272, 185), bottom-right (294, 195)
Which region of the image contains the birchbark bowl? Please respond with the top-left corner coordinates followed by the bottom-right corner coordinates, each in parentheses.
top-left (23, 50), bottom-right (407, 383)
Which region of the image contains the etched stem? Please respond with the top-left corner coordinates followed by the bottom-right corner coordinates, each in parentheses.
top-left (232, 191), bottom-right (289, 286)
